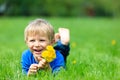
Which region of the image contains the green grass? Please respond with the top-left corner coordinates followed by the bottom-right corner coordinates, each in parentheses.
top-left (0, 17), bottom-right (120, 80)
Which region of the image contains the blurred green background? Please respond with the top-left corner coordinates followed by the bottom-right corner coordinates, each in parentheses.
top-left (0, 0), bottom-right (120, 79)
top-left (0, 0), bottom-right (120, 17)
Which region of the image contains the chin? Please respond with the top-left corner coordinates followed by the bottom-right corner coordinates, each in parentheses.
top-left (36, 54), bottom-right (41, 57)
top-left (33, 53), bottom-right (41, 57)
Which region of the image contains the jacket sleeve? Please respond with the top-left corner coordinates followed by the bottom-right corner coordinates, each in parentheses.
top-left (21, 51), bottom-right (30, 75)
top-left (50, 50), bottom-right (65, 75)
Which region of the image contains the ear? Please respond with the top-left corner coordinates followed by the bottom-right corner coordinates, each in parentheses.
top-left (50, 39), bottom-right (55, 45)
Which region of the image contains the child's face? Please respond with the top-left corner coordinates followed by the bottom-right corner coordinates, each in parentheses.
top-left (26, 33), bottom-right (53, 59)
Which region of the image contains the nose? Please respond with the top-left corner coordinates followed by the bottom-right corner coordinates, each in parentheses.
top-left (34, 41), bottom-right (40, 47)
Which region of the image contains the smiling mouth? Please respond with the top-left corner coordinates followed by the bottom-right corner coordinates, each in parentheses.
top-left (34, 49), bottom-right (42, 54)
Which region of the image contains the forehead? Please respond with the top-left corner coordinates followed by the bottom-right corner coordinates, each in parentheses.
top-left (27, 34), bottom-right (48, 40)
top-left (27, 30), bottom-right (48, 38)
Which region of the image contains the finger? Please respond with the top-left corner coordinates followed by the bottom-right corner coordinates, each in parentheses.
top-left (30, 69), bottom-right (37, 73)
top-left (30, 64), bottom-right (38, 68)
top-left (42, 59), bottom-right (47, 63)
top-left (30, 66), bottom-right (38, 70)
top-left (37, 57), bottom-right (42, 62)
top-left (29, 64), bottom-right (39, 70)
top-left (38, 61), bottom-right (47, 69)
top-left (28, 67), bottom-right (38, 76)
top-left (41, 59), bottom-right (48, 66)
top-left (39, 61), bottom-right (46, 66)
top-left (38, 63), bottom-right (44, 68)
top-left (38, 63), bottom-right (42, 67)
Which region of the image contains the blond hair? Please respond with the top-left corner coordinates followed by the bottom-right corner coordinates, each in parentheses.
top-left (24, 19), bottom-right (55, 41)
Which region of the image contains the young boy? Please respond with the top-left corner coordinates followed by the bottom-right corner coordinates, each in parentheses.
top-left (21, 19), bottom-right (70, 76)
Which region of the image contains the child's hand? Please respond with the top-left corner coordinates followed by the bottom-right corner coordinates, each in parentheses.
top-left (55, 28), bottom-right (70, 45)
top-left (27, 57), bottom-right (49, 76)
top-left (27, 64), bottom-right (39, 76)
top-left (37, 57), bottom-right (49, 69)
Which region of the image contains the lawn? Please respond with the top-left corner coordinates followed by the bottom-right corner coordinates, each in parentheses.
top-left (0, 17), bottom-right (120, 80)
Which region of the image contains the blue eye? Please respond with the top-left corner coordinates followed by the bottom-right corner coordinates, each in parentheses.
top-left (30, 40), bottom-right (35, 42)
top-left (40, 39), bottom-right (45, 42)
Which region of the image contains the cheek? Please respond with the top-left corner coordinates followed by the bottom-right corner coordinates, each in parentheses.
top-left (46, 41), bottom-right (52, 45)
top-left (26, 42), bottom-right (33, 48)
top-left (42, 42), bottom-right (50, 47)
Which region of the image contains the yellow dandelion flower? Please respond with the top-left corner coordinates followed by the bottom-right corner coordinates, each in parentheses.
top-left (41, 45), bottom-right (56, 62)
top-left (46, 45), bottom-right (54, 51)
top-left (71, 42), bottom-right (76, 48)
top-left (111, 40), bottom-right (116, 46)
top-left (41, 51), bottom-right (49, 58)
top-left (72, 60), bottom-right (76, 64)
